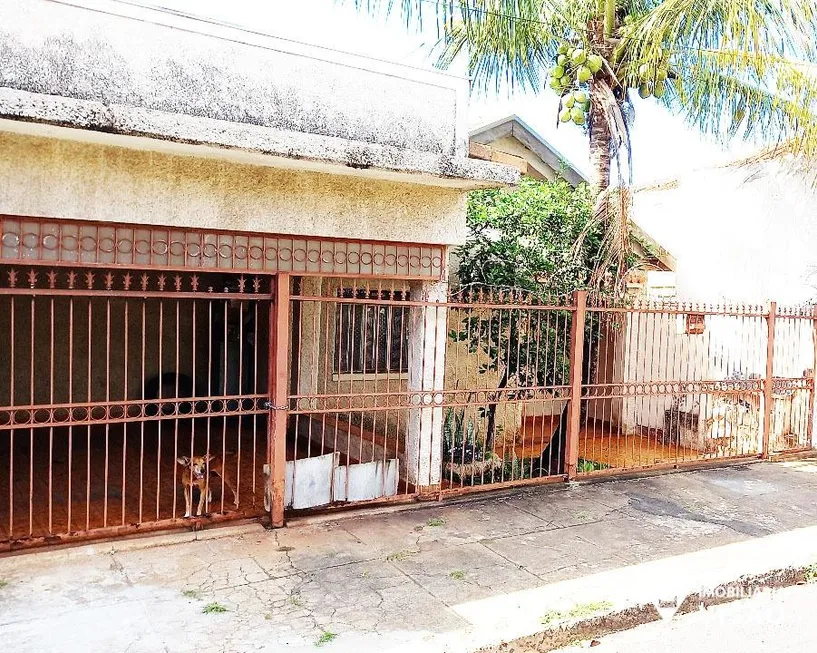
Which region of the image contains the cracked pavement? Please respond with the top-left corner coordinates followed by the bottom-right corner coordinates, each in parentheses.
top-left (3, 460), bottom-right (817, 652)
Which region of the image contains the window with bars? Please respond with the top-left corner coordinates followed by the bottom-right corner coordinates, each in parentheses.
top-left (335, 288), bottom-right (410, 374)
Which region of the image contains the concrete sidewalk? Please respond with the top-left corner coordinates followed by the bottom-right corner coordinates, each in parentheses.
top-left (3, 459), bottom-right (817, 652)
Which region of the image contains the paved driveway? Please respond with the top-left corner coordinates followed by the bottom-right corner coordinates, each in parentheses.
top-left (2, 459), bottom-right (817, 652)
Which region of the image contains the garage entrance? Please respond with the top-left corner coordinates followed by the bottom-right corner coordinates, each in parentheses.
top-left (0, 264), bottom-right (272, 549)
top-left (0, 215), bottom-right (449, 548)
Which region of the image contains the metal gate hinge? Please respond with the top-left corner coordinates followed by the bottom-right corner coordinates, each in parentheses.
top-left (263, 400), bottom-right (288, 411)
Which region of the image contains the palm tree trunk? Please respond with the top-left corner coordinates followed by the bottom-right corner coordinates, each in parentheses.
top-left (589, 81), bottom-right (612, 193)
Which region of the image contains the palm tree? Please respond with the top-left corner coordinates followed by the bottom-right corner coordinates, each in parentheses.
top-left (349, 0), bottom-right (817, 280)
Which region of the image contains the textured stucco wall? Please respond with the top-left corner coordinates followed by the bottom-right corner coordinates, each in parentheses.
top-left (634, 161), bottom-right (817, 304)
top-left (0, 131), bottom-right (468, 245)
top-left (0, 0), bottom-right (466, 157)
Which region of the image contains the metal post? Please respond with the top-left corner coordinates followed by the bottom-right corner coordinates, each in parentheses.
top-left (809, 305), bottom-right (817, 449)
top-left (268, 273), bottom-right (290, 527)
top-left (566, 290), bottom-right (588, 479)
top-left (761, 302), bottom-right (776, 459)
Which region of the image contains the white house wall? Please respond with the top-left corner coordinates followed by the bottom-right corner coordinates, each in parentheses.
top-left (633, 161), bottom-right (817, 304)
top-left (0, 131), bottom-right (467, 245)
top-left (620, 162), bottom-right (817, 440)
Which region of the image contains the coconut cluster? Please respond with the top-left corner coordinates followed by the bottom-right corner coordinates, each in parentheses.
top-left (635, 58), bottom-right (670, 99)
top-left (614, 16), bottom-right (672, 99)
top-left (547, 42), bottom-right (603, 126)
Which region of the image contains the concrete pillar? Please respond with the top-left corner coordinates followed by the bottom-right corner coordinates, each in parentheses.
top-left (406, 279), bottom-right (447, 489)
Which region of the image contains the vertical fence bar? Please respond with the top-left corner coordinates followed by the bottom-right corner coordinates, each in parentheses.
top-left (809, 305), bottom-right (817, 450)
top-left (8, 296), bottom-right (14, 539)
top-left (268, 273), bottom-right (290, 528)
top-left (566, 290), bottom-right (587, 480)
top-left (762, 302), bottom-right (777, 459)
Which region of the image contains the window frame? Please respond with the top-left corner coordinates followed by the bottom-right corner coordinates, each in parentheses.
top-left (333, 287), bottom-right (411, 377)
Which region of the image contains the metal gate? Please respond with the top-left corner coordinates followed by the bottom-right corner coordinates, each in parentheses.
top-left (576, 297), bottom-right (815, 477)
top-left (281, 285), bottom-right (817, 515)
top-left (0, 264), bottom-right (272, 550)
top-left (282, 280), bottom-right (573, 514)
top-left (5, 262), bottom-right (815, 546)
top-left (0, 215), bottom-right (452, 546)
top-left (284, 277), bottom-right (420, 511)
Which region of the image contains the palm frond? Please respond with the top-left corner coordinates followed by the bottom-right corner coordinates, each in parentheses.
top-left (572, 185), bottom-right (634, 288)
top-left (622, 0), bottom-right (817, 154)
top-left (346, 1), bottom-right (596, 91)
top-left (628, 0), bottom-right (817, 62)
top-left (673, 51), bottom-right (817, 156)
top-left (435, 4), bottom-right (559, 92)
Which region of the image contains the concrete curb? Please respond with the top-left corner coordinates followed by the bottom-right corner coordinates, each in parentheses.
top-left (386, 525), bottom-right (817, 653)
top-left (478, 566), bottom-right (814, 652)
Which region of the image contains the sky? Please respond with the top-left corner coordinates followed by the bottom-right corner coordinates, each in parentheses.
top-left (133, 0), bottom-right (756, 186)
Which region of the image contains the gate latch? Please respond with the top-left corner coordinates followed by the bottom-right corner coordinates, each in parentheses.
top-left (263, 400), bottom-right (288, 411)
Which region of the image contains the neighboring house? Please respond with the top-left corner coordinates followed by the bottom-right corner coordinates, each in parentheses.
top-left (466, 119), bottom-right (673, 445)
top-left (0, 0), bottom-right (517, 548)
top-left (632, 152), bottom-right (817, 305)
top-left (469, 115), bottom-right (588, 186)
top-left (470, 115), bottom-right (673, 270)
top-left (607, 153), bottom-right (817, 454)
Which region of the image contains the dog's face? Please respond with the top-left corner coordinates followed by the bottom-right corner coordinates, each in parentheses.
top-left (177, 455), bottom-right (214, 481)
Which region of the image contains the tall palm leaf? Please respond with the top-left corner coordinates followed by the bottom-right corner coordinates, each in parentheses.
top-left (348, 0), bottom-right (817, 286)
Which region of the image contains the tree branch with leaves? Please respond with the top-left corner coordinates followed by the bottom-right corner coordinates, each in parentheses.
top-left (451, 177), bottom-right (603, 448)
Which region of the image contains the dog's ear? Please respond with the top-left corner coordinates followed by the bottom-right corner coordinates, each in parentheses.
top-left (205, 453), bottom-right (216, 462)
top-left (176, 456), bottom-right (190, 466)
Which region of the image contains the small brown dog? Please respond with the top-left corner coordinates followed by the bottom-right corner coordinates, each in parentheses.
top-left (176, 454), bottom-right (238, 517)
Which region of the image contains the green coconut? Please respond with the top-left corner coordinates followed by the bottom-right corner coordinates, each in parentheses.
top-left (559, 108), bottom-right (572, 123)
top-left (557, 43), bottom-right (569, 55)
top-left (638, 82), bottom-right (651, 99)
top-left (577, 65), bottom-right (592, 83)
top-left (587, 54), bottom-right (603, 74)
top-left (571, 48), bottom-right (587, 65)
top-left (582, 99), bottom-right (591, 112)
top-left (656, 67), bottom-right (668, 82)
top-left (549, 77), bottom-right (562, 91)
top-left (571, 107), bottom-right (586, 125)
top-left (574, 90), bottom-right (588, 104)
top-left (553, 65), bottom-right (566, 79)
top-left (638, 63), bottom-right (650, 80)
top-left (557, 54), bottom-right (568, 67)
top-left (653, 81), bottom-right (666, 98)
top-left (564, 93), bottom-right (576, 108)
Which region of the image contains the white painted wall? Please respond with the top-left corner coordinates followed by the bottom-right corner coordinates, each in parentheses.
top-left (633, 160), bottom-right (817, 305)
top-left (617, 160), bottom-right (817, 446)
